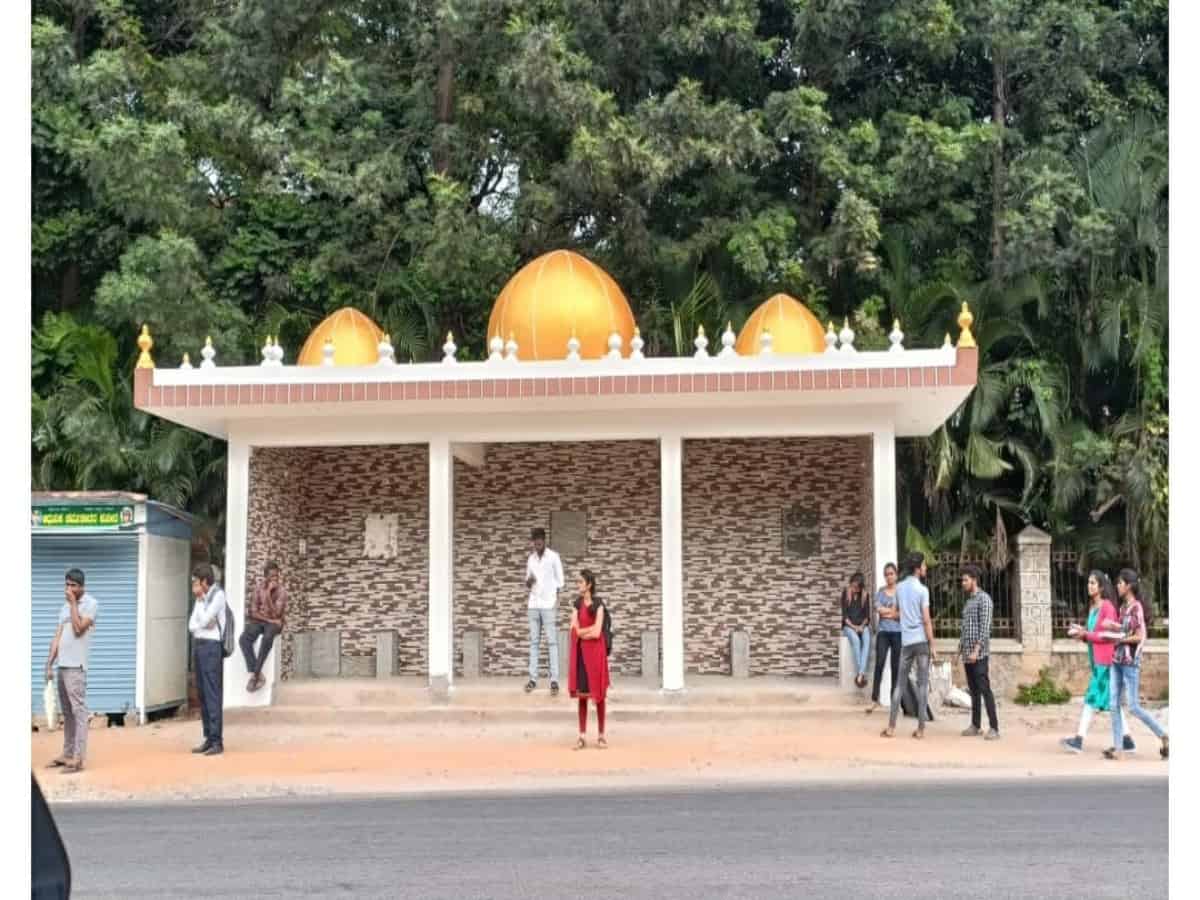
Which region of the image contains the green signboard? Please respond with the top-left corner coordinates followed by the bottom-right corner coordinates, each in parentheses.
top-left (32, 505), bottom-right (135, 529)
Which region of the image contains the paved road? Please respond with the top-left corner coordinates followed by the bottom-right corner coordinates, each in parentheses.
top-left (52, 779), bottom-right (1166, 899)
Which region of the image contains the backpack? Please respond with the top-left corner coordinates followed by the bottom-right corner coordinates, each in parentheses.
top-left (219, 600), bottom-right (236, 659)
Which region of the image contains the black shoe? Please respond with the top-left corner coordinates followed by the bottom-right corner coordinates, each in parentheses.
top-left (1123, 735), bottom-right (1137, 754)
top-left (524, 680), bottom-right (536, 693)
top-left (192, 741), bottom-right (212, 754)
top-left (203, 744), bottom-right (224, 756)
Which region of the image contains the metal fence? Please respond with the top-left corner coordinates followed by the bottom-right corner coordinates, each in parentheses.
top-left (1052, 550), bottom-right (1169, 638)
top-left (927, 553), bottom-right (1017, 640)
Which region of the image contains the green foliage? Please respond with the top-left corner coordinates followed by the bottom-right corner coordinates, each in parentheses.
top-left (1014, 668), bottom-right (1072, 706)
top-left (29, 0), bottom-right (1170, 565)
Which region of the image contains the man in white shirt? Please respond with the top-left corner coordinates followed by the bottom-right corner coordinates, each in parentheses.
top-left (44, 568), bottom-right (98, 774)
top-left (188, 563), bottom-right (227, 755)
top-left (524, 527), bottom-right (564, 695)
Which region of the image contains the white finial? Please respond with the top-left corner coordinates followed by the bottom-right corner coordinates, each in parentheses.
top-left (630, 327), bottom-right (645, 361)
top-left (271, 336), bottom-right (284, 365)
top-left (719, 322), bottom-right (737, 358)
top-left (261, 336), bottom-right (273, 366)
top-left (888, 319), bottom-right (905, 352)
top-left (839, 318), bottom-right (856, 353)
top-left (504, 332), bottom-right (519, 362)
top-left (180, 353), bottom-right (193, 370)
top-left (322, 338), bottom-right (336, 366)
top-left (566, 331), bottom-right (581, 362)
top-left (200, 336), bottom-right (216, 369)
top-left (442, 331), bottom-right (458, 364)
top-left (824, 322), bottom-right (839, 353)
top-left (759, 329), bottom-right (774, 355)
top-left (377, 333), bottom-right (395, 366)
top-left (606, 331), bottom-right (623, 360)
top-left (693, 325), bottom-right (710, 359)
top-left (488, 333), bottom-right (504, 363)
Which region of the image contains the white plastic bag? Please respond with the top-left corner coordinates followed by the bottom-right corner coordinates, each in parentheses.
top-left (43, 678), bottom-right (58, 731)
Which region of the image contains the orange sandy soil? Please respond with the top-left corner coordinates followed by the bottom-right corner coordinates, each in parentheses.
top-left (33, 704), bottom-right (1168, 804)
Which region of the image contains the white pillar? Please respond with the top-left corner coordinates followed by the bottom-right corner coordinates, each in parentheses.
top-left (871, 426), bottom-right (898, 587)
top-left (661, 434), bottom-right (685, 691)
top-left (428, 438), bottom-right (455, 696)
top-left (222, 439), bottom-right (266, 708)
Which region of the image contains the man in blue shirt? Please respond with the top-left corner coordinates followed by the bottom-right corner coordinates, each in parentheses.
top-left (883, 552), bottom-right (937, 739)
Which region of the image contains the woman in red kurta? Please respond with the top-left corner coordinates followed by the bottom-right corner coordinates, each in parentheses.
top-left (569, 569), bottom-right (610, 749)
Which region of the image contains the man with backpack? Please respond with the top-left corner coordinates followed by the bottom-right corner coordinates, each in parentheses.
top-left (188, 563), bottom-right (229, 756)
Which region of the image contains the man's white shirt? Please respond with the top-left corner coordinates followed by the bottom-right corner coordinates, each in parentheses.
top-left (526, 549), bottom-right (564, 610)
top-left (189, 584), bottom-right (227, 640)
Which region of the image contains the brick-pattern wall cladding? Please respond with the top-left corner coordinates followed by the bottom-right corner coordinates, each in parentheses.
top-left (682, 437), bottom-right (872, 676)
top-left (246, 448), bottom-right (303, 676)
top-left (302, 446), bottom-right (429, 673)
top-left (975, 648), bottom-right (1169, 702)
top-left (246, 446), bottom-right (430, 678)
top-left (453, 441), bottom-right (661, 676)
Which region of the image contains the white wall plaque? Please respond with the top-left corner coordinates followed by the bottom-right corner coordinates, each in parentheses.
top-left (363, 513), bottom-right (400, 559)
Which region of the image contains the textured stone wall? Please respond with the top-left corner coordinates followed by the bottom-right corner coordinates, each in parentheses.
top-left (301, 446), bottom-right (430, 674)
top-left (681, 437), bottom-right (872, 676)
top-left (968, 647), bottom-right (1169, 702)
top-left (453, 441), bottom-right (661, 677)
top-left (246, 445), bottom-right (430, 677)
top-left (246, 448), bottom-right (303, 676)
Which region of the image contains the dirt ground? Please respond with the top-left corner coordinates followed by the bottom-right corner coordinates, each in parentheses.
top-left (32, 701), bottom-right (1169, 804)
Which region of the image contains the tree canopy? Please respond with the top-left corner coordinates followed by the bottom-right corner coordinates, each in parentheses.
top-left (32, 0), bottom-right (1168, 580)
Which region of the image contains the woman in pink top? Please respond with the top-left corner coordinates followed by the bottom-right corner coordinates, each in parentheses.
top-left (1061, 571), bottom-right (1130, 753)
top-left (1102, 569), bottom-right (1168, 761)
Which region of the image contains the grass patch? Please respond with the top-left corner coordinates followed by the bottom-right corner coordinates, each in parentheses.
top-left (1015, 667), bottom-right (1071, 706)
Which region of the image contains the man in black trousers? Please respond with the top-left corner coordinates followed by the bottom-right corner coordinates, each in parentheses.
top-left (188, 563), bottom-right (226, 755)
top-left (959, 564), bottom-right (1000, 740)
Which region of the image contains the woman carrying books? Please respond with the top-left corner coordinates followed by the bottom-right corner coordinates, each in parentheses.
top-left (1103, 569), bottom-right (1169, 761)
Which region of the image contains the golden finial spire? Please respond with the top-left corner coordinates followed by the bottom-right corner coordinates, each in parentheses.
top-left (697, 324), bottom-right (706, 337)
top-left (383, 333), bottom-right (391, 343)
top-left (943, 333), bottom-right (952, 348)
top-left (956, 301), bottom-right (976, 348)
top-left (205, 335), bottom-right (213, 347)
top-left (182, 352), bottom-right (191, 366)
top-left (136, 324), bottom-right (155, 368)
top-left (633, 326), bottom-right (641, 337)
top-left (447, 331), bottom-right (454, 342)
top-left (893, 318), bottom-right (900, 331)
top-left (827, 320), bottom-right (836, 334)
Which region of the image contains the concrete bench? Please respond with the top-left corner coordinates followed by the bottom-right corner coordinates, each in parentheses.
top-left (462, 629), bottom-right (483, 679)
top-left (731, 630), bottom-right (750, 678)
top-left (377, 630), bottom-right (399, 678)
top-left (641, 629), bottom-right (659, 678)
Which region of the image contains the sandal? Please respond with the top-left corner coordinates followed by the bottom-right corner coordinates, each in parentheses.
top-left (597, 736), bottom-right (608, 749)
top-left (880, 727), bottom-right (895, 739)
top-left (572, 737), bottom-right (586, 751)
top-left (912, 729), bottom-right (925, 740)
top-left (865, 702), bottom-right (880, 715)
top-left (524, 680), bottom-right (536, 694)
top-left (45, 758), bottom-right (69, 769)
top-left (1103, 747), bottom-right (1120, 760)
top-left (1160, 737), bottom-right (1169, 760)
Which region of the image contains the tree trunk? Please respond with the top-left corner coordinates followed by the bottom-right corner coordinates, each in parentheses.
top-left (990, 51), bottom-right (1007, 283)
top-left (433, 29), bottom-right (456, 176)
top-left (59, 262), bottom-right (81, 311)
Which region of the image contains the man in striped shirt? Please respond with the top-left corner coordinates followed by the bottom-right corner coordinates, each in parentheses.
top-left (959, 564), bottom-right (999, 740)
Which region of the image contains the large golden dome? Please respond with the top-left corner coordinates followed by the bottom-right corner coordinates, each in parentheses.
top-left (297, 307), bottom-right (384, 366)
top-left (736, 293), bottom-right (826, 356)
top-left (487, 250), bottom-right (636, 361)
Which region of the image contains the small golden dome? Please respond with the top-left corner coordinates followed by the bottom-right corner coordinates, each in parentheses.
top-left (487, 250), bottom-right (636, 361)
top-left (297, 308), bottom-right (384, 366)
top-left (735, 293), bottom-right (826, 356)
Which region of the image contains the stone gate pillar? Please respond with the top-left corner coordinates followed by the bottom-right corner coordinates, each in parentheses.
top-left (1015, 525), bottom-right (1052, 680)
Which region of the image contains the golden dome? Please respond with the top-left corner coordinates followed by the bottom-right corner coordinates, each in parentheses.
top-left (487, 250), bottom-right (636, 361)
top-left (735, 293), bottom-right (826, 356)
top-left (297, 307), bottom-right (384, 366)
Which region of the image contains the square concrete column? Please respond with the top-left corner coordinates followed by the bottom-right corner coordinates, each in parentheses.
top-left (220, 439), bottom-right (271, 709)
top-left (660, 434), bottom-right (685, 692)
top-left (558, 628), bottom-right (570, 684)
top-left (1016, 525), bottom-right (1053, 680)
top-left (428, 438), bottom-right (455, 698)
top-left (641, 629), bottom-right (660, 679)
top-left (871, 426), bottom-right (898, 589)
top-left (462, 629), bottom-right (483, 679)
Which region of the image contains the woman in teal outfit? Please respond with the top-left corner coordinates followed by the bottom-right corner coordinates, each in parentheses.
top-left (1061, 571), bottom-right (1129, 753)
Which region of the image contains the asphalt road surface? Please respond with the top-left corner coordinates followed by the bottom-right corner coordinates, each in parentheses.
top-left (51, 779), bottom-right (1167, 899)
